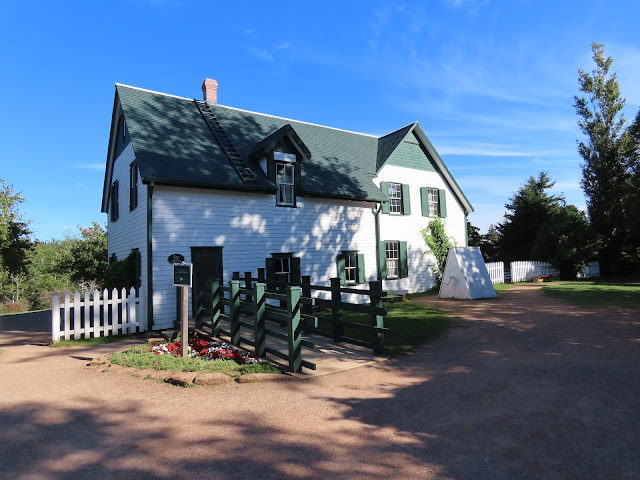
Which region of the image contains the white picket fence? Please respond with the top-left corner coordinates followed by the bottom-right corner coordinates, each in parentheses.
top-left (486, 261), bottom-right (505, 284)
top-left (510, 261), bottom-right (558, 283)
top-left (485, 261), bottom-right (600, 284)
top-left (51, 287), bottom-right (146, 342)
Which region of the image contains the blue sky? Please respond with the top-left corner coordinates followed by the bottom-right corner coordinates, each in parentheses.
top-left (1, 0), bottom-right (639, 240)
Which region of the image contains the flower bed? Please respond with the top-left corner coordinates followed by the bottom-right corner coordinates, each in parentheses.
top-left (150, 338), bottom-right (262, 364)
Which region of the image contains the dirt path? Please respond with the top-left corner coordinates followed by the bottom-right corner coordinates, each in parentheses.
top-left (1, 285), bottom-right (639, 480)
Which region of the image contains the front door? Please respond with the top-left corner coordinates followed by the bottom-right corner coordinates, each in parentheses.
top-left (191, 247), bottom-right (223, 328)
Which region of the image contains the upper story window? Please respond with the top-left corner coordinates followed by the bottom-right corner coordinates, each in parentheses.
top-left (388, 182), bottom-right (403, 214)
top-left (129, 161), bottom-right (138, 211)
top-left (420, 187), bottom-right (447, 218)
top-left (116, 115), bottom-right (129, 155)
top-left (428, 188), bottom-right (439, 216)
top-left (110, 181), bottom-right (119, 222)
top-left (380, 182), bottom-right (411, 215)
top-left (274, 151), bottom-right (296, 206)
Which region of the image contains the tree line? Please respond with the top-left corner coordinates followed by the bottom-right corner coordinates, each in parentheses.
top-left (471, 43), bottom-right (639, 278)
top-left (0, 179), bottom-right (109, 313)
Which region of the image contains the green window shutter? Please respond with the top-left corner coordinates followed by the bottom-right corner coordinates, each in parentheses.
top-left (337, 254), bottom-right (346, 286)
top-left (380, 182), bottom-right (390, 214)
top-left (290, 257), bottom-right (301, 284)
top-left (265, 257), bottom-right (276, 291)
top-left (399, 241), bottom-right (408, 278)
top-left (357, 253), bottom-right (366, 284)
top-left (420, 187), bottom-right (429, 217)
top-left (378, 241), bottom-right (387, 280)
top-left (401, 184), bottom-right (411, 215)
top-left (439, 189), bottom-right (447, 218)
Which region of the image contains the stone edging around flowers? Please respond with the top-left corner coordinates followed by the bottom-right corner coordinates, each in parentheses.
top-left (86, 357), bottom-right (296, 387)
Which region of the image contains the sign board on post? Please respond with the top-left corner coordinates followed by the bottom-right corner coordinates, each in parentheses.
top-left (168, 253), bottom-right (185, 264)
top-left (173, 264), bottom-right (192, 287)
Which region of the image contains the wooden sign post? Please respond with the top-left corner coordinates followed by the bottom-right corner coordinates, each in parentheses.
top-left (173, 262), bottom-right (192, 358)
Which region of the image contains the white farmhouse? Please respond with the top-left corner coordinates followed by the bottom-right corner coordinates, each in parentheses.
top-left (101, 79), bottom-right (473, 330)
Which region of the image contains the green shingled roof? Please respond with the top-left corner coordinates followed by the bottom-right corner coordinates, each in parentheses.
top-left (110, 84), bottom-right (472, 212)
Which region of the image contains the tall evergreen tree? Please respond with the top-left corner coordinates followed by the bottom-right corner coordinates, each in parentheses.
top-left (0, 179), bottom-right (32, 302)
top-left (574, 43), bottom-right (635, 273)
top-left (496, 172), bottom-right (562, 264)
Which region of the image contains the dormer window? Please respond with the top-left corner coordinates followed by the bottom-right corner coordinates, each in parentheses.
top-left (274, 151), bottom-right (296, 206)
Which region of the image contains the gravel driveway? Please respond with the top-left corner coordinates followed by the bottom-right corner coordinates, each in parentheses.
top-left (0, 285), bottom-right (638, 480)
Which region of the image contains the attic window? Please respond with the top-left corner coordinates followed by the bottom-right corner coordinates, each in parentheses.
top-left (274, 151), bottom-right (296, 163)
top-left (276, 162), bottom-right (295, 206)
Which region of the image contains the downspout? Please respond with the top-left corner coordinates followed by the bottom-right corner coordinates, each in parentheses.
top-left (146, 181), bottom-right (154, 329)
top-left (374, 203), bottom-right (382, 280)
top-left (464, 213), bottom-right (469, 247)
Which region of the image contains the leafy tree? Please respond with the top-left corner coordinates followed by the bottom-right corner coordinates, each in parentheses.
top-left (60, 223), bottom-right (108, 291)
top-left (574, 43), bottom-right (637, 273)
top-left (421, 217), bottom-right (455, 286)
top-left (534, 205), bottom-right (599, 279)
top-left (23, 240), bottom-right (75, 309)
top-left (496, 172), bottom-right (562, 264)
top-left (0, 179), bottom-right (32, 302)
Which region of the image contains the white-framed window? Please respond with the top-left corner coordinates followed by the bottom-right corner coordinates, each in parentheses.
top-left (385, 241), bottom-right (399, 278)
top-left (428, 188), bottom-right (440, 216)
top-left (344, 253), bottom-right (357, 283)
top-left (275, 256), bottom-right (291, 283)
top-left (276, 162), bottom-right (295, 206)
top-left (388, 182), bottom-right (402, 214)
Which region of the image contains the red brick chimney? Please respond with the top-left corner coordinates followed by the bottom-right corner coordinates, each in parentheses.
top-left (202, 78), bottom-right (218, 103)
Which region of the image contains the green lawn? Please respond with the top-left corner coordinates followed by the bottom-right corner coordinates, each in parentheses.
top-left (541, 278), bottom-right (640, 309)
top-left (319, 300), bottom-right (451, 355)
top-left (493, 283), bottom-right (516, 293)
top-left (109, 343), bottom-right (282, 377)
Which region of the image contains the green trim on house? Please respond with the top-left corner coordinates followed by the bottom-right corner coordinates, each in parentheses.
top-left (146, 181), bottom-right (154, 329)
top-left (420, 187), bottom-right (429, 217)
top-left (401, 184), bottom-right (411, 215)
top-left (399, 241), bottom-right (408, 278)
top-left (438, 189), bottom-right (447, 218)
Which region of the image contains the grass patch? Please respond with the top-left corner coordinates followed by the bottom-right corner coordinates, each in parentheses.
top-left (405, 288), bottom-right (439, 299)
top-left (493, 283), bottom-right (516, 293)
top-left (542, 279), bottom-right (640, 309)
top-left (0, 308), bottom-right (50, 317)
top-left (318, 300), bottom-right (450, 355)
top-left (0, 349), bottom-right (4, 356)
top-left (109, 343), bottom-right (283, 377)
top-left (49, 334), bottom-right (146, 348)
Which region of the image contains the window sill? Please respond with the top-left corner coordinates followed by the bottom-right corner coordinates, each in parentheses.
top-left (276, 203), bottom-right (297, 208)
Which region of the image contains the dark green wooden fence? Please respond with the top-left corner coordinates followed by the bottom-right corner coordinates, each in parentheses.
top-left (193, 271), bottom-right (389, 372)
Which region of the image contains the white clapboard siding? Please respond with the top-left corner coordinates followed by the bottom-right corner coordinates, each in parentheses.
top-left (51, 288), bottom-right (146, 342)
top-left (485, 262), bottom-right (505, 284)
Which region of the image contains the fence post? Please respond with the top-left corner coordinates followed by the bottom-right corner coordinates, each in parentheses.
top-left (369, 280), bottom-right (385, 352)
top-left (211, 279), bottom-right (221, 337)
top-left (330, 277), bottom-right (343, 342)
top-left (83, 290), bottom-right (91, 338)
top-left (244, 271), bottom-right (253, 303)
top-left (64, 292), bottom-right (71, 340)
top-left (253, 282), bottom-right (266, 358)
top-left (94, 289), bottom-right (102, 337)
top-left (287, 286), bottom-right (302, 372)
top-left (73, 291), bottom-right (81, 340)
top-left (232, 271), bottom-right (240, 280)
top-left (51, 294), bottom-right (60, 342)
top-left (128, 287), bottom-right (137, 334)
top-left (257, 268), bottom-right (266, 283)
top-left (301, 275), bottom-right (313, 332)
top-left (229, 280), bottom-right (241, 346)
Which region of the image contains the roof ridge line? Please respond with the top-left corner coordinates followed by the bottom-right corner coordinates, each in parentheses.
top-left (115, 83), bottom-right (192, 102)
top-left (213, 104), bottom-right (379, 138)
